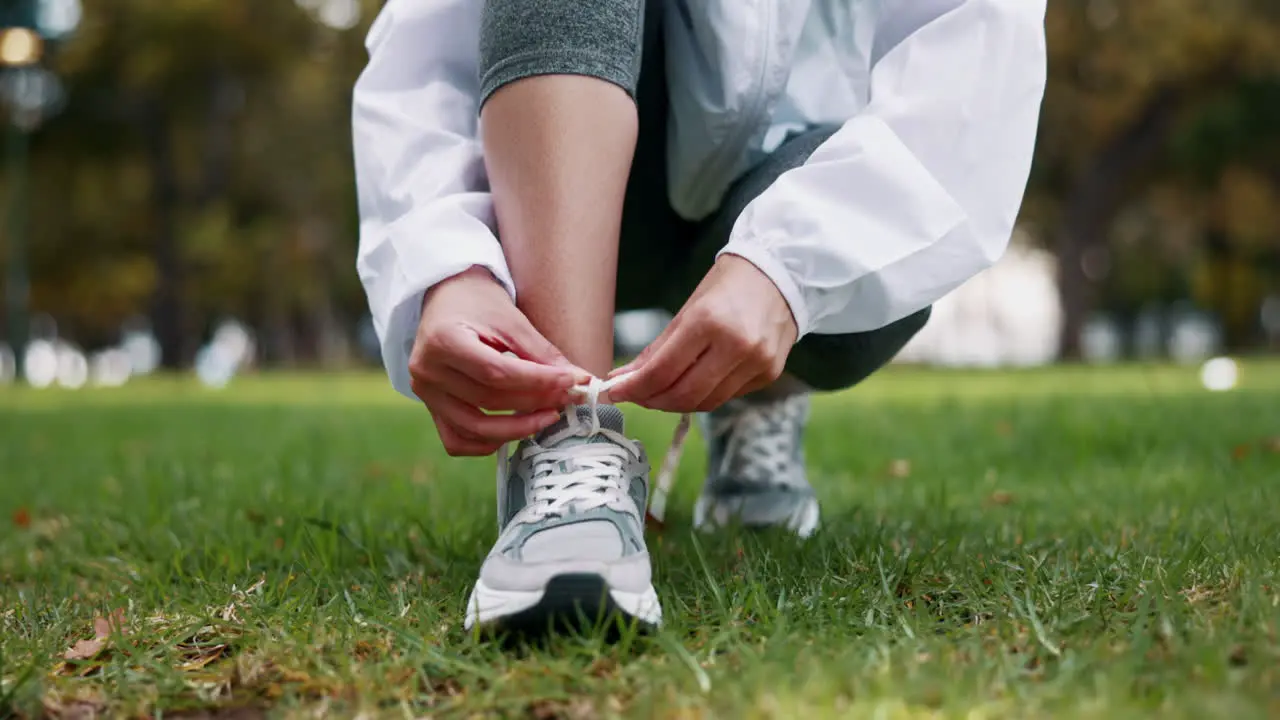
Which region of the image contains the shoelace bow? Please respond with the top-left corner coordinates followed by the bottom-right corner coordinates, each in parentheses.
top-left (495, 372), bottom-right (690, 529)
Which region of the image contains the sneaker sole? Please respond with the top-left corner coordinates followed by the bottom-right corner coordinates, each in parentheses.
top-left (464, 574), bottom-right (662, 636)
top-left (694, 494), bottom-right (821, 538)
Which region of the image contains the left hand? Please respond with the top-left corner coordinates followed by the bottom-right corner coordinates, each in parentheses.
top-left (608, 254), bottom-right (799, 412)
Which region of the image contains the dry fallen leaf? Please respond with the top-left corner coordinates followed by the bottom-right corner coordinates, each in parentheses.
top-left (177, 643), bottom-right (230, 672)
top-left (588, 657), bottom-right (619, 678)
top-left (63, 609), bottom-right (127, 662)
top-left (888, 459), bottom-right (912, 478)
top-left (1265, 437), bottom-right (1280, 454)
top-left (1232, 444), bottom-right (1253, 461)
top-left (411, 462), bottom-right (432, 486)
top-left (529, 699), bottom-right (597, 720)
top-left (12, 507), bottom-right (31, 529)
top-left (41, 695), bottom-right (107, 720)
top-left (95, 609), bottom-right (127, 637)
top-left (63, 638), bottom-right (106, 662)
top-left (987, 491), bottom-right (1015, 506)
top-left (31, 515), bottom-right (69, 540)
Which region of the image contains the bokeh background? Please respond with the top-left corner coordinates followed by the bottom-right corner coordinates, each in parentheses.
top-left (1, 0), bottom-right (1278, 390)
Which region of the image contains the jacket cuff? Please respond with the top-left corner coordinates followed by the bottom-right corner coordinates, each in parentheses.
top-left (376, 222), bottom-right (515, 401)
top-left (716, 239), bottom-right (811, 338)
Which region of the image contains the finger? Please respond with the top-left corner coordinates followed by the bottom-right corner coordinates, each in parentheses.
top-left (430, 391), bottom-right (562, 443)
top-left (433, 418), bottom-right (503, 457)
top-left (496, 311), bottom-right (578, 369)
top-left (439, 330), bottom-right (582, 393)
top-left (645, 345), bottom-right (743, 413)
top-left (739, 372), bottom-right (778, 397)
top-left (696, 362), bottom-right (765, 413)
top-left (435, 366), bottom-right (573, 413)
top-left (608, 328), bottom-right (705, 403)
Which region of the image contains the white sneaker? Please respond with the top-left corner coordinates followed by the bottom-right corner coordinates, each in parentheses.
top-left (694, 394), bottom-right (820, 538)
top-left (464, 404), bottom-right (662, 633)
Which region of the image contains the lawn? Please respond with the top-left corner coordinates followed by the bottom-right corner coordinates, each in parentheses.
top-left (2, 363), bottom-right (1279, 718)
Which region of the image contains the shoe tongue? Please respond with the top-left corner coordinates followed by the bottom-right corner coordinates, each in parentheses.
top-left (536, 404), bottom-right (625, 446)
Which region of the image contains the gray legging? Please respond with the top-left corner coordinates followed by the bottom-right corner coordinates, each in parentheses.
top-left (478, 0), bottom-right (930, 393)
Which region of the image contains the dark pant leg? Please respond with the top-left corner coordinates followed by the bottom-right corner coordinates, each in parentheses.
top-left (615, 0), bottom-right (697, 311)
top-left (478, 0), bottom-right (646, 106)
top-left (664, 127), bottom-right (933, 393)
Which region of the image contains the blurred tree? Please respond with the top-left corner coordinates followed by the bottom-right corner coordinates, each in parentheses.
top-left (15, 0), bottom-right (373, 364)
top-left (1036, 0), bottom-right (1280, 356)
top-left (3, 0), bottom-right (1280, 366)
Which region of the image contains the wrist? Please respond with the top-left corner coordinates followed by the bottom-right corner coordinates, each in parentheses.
top-left (715, 246), bottom-right (808, 339)
top-left (424, 265), bottom-right (507, 310)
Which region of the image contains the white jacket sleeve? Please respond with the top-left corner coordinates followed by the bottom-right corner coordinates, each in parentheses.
top-left (719, 0), bottom-right (1047, 337)
top-left (353, 0), bottom-right (513, 400)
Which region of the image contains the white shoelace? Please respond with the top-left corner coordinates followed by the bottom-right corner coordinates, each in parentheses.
top-left (496, 372), bottom-right (691, 528)
top-left (707, 399), bottom-right (800, 486)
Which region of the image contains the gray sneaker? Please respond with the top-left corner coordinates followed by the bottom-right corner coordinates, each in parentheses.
top-left (694, 393), bottom-right (819, 538)
top-left (464, 404), bottom-right (661, 633)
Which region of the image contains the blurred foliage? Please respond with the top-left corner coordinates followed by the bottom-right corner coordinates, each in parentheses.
top-left (11, 0), bottom-right (374, 364)
top-left (1035, 0), bottom-right (1280, 353)
top-left (0, 0), bottom-right (1277, 364)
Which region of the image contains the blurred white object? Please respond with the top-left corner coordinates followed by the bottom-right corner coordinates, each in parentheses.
top-left (1080, 315), bottom-right (1123, 364)
top-left (196, 345), bottom-right (237, 389)
top-left (196, 320), bottom-right (256, 389)
top-left (897, 244), bottom-right (1062, 368)
top-left (54, 341), bottom-right (88, 389)
top-left (23, 339), bottom-right (57, 388)
top-left (1167, 309), bottom-right (1221, 364)
top-left (615, 310), bottom-right (670, 357)
top-left (122, 328), bottom-right (161, 376)
top-left (213, 320), bottom-right (254, 363)
top-left (0, 343), bottom-right (13, 384)
top-left (318, 0), bottom-right (360, 30)
top-left (91, 348), bottom-right (133, 388)
top-left (1200, 357), bottom-right (1238, 392)
top-left (37, 0), bottom-right (82, 39)
top-left (296, 0), bottom-right (360, 30)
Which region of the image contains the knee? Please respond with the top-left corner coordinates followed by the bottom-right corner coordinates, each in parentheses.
top-left (786, 307), bottom-right (932, 393)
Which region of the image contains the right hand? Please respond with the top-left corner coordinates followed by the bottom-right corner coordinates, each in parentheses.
top-left (410, 267), bottom-right (587, 456)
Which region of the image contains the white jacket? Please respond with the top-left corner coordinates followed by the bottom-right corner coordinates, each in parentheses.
top-left (354, 0), bottom-right (1047, 399)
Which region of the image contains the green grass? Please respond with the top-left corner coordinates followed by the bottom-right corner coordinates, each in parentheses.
top-left (2, 363), bottom-right (1279, 718)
